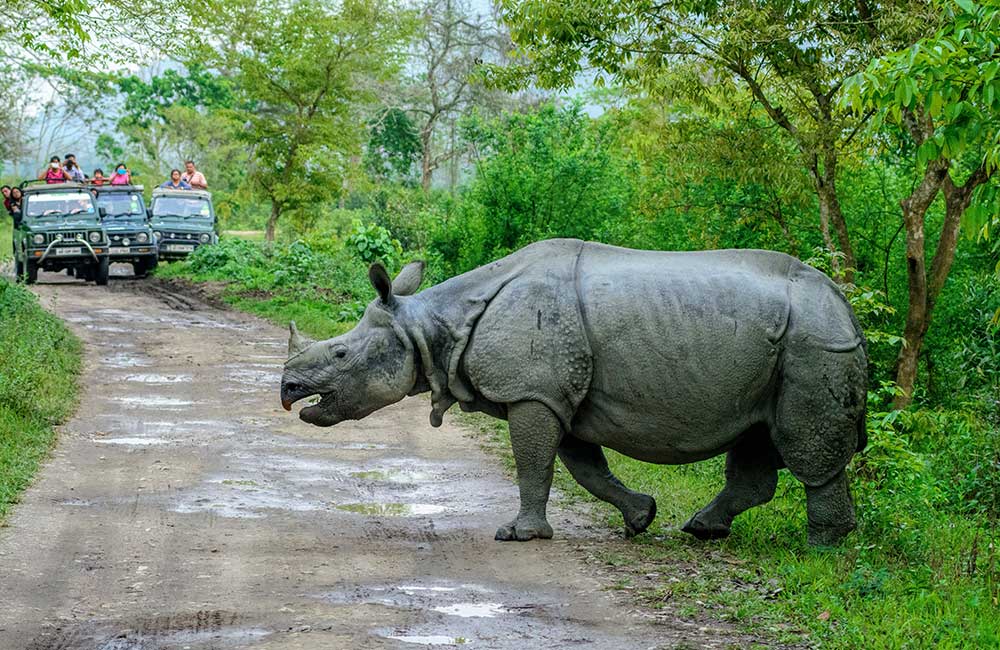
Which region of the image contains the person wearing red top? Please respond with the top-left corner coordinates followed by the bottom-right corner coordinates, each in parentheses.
top-left (39, 156), bottom-right (71, 183)
top-left (91, 169), bottom-right (107, 186)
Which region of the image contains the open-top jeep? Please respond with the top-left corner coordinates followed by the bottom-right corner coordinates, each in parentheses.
top-left (13, 181), bottom-right (110, 285)
top-left (149, 188), bottom-right (218, 260)
top-left (93, 184), bottom-right (158, 277)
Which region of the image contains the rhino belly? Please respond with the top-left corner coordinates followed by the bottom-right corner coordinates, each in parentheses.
top-left (570, 248), bottom-right (787, 464)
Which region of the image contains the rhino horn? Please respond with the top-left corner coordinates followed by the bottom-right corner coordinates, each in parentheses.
top-left (287, 321), bottom-right (311, 358)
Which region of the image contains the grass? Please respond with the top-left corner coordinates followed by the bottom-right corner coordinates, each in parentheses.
top-left (0, 280), bottom-right (82, 520)
top-left (462, 412), bottom-right (1000, 649)
top-left (1, 217), bottom-right (11, 262)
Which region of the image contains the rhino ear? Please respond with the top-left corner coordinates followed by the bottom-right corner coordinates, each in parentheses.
top-left (369, 263), bottom-right (393, 305)
top-left (392, 261), bottom-right (425, 297)
top-left (287, 320), bottom-right (310, 358)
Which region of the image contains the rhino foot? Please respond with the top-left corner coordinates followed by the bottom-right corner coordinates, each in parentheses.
top-left (624, 494), bottom-right (657, 538)
top-left (495, 516), bottom-right (554, 542)
top-left (680, 512), bottom-right (732, 541)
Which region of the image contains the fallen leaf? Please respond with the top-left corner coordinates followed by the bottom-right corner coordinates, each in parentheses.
top-left (817, 611), bottom-right (831, 621)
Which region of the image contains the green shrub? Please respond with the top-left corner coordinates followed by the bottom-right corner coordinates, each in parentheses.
top-left (346, 219), bottom-right (402, 268)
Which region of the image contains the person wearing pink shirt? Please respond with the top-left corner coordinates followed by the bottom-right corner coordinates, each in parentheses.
top-left (181, 160), bottom-right (207, 190)
top-left (109, 163), bottom-right (132, 185)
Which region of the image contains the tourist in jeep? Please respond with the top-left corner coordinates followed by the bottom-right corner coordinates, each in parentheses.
top-left (91, 169), bottom-right (107, 186)
top-left (39, 156), bottom-right (71, 183)
top-left (181, 160), bottom-right (207, 190)
top-left (63, 154), bottom-right (86, 182)
top-left (161, 169), bottom-right (192, 190)
top-left (109, 163), bottom-right (132, 185)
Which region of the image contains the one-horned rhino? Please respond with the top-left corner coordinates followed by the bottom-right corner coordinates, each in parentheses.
top-left (281, 239), bottom-right (868, 546)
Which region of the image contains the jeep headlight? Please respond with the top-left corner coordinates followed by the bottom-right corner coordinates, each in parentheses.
top-left (88, 231), bottom-right (101, 243)
top-left (154, 231), bottom-right (162, 240)
top-left (199, 233), bottom-right (211, 244)
top-left (137, 232), bottom-right (149, 244)
top-left (32, 234), bottom-right (45, 245)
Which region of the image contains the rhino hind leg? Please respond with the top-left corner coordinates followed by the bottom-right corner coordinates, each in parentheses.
top-left (558, 435), bottom-right (657, 538)
top-left (496, 401), bottom-right (561, 542)
top-left (682, 425), bottom-right (781, 541)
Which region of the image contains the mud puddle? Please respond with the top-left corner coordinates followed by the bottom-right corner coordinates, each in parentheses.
top-left (121, 373), bottom-right (193, 384)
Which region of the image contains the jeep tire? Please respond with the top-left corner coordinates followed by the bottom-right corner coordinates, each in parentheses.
top-left (132, 261), bottom-right (148, 279)
top-left (95, 257), bottom-right (110, 286)
top-left (25, 259), bottom-right (38, 285)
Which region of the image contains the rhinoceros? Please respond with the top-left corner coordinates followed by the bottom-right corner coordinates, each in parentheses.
top-left (281, 239), bottom-right (868, 546)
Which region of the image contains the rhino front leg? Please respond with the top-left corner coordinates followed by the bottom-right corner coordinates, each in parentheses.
top-left (495, 401), bottom-right (562, 542)
top-left (558, 435), bottom-right (657, 537)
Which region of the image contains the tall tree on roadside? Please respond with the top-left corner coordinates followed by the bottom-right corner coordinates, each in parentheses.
top-left (196, 0), bottom-right (413, 241)
top-left (847, 0), bottom-right (1000, 407)
top-left (407, 0), bottom-right (506, 191)
top-left (491, 0), bottom-right (935, 282)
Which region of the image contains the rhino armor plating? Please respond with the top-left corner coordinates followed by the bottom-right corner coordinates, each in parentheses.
top-left (281, 239), bottom-right (868, 546)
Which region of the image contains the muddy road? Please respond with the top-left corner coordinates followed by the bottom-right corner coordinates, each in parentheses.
top-left (0, 271), bottom-right (742, 649)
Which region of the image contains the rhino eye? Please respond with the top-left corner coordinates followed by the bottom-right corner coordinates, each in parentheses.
top-left (335, 349), bottom-right (347, 359)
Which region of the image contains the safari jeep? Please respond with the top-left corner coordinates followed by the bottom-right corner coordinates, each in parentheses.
top-left (93, 184), bottom-right (158, 277)
top-left (13, 182), bottom-right (110, 285)
top-left (148, 188), bottom-right (218, 260)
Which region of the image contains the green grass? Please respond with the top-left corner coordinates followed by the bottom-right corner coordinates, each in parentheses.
top-left (1, 217), bottom-right (11, 262)
top-left (461, 412), bottom-right (1000, 649)
top-left (0, 280), bottom-right (82, 520)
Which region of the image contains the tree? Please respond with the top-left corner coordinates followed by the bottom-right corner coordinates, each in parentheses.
top-left (847, 0), bottom-right (1000, 407)
top-left (492, 0), bottom-right (936, 282)
top-left (406, 0), bottom-right (506, 191)
top-left (365, 107), bottom-right (422, 183)
top-left (195, 0), bottom-right (413, 241)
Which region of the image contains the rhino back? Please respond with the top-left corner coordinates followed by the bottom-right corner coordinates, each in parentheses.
top-left (571, 243), bottom-right (798, 462)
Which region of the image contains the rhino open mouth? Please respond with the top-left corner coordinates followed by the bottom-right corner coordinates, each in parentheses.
top-left (296, 393), bottom-right (342, 427)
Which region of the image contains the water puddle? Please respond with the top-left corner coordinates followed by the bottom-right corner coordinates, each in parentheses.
top-left (86, 324), bottom-right (131, 333)
top-left (95, 437), bottom-right (170, 446)
top-left (386, 635), bottom-right (469, 645)
top-left (110, 395), bottom-right (196, 408)
top-left (335, 503), bottom-right (446, 516)
top-left (224, 367), bottom-right (282, 385)
top-left (102, 352), bottom-right (151, 368)
top-left (432, 603), bottom-right (506, 618)
top-left (122, 373), bottom-right (193, 384)
top-left (97, 626), bottom-right (271, 649)
top-left (349, 469), bottom-right (432, 482)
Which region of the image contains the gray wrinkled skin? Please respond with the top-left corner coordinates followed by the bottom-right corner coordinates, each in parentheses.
top-left (281, 239), bottom-right (868, 546)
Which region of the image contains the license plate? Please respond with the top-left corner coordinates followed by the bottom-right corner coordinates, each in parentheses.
top-left (109, 247), bottom-right (130, 255)
top-left (166, 244), bottom-right (195, 252)
top-left (55, 247), bottom-right (82, 256)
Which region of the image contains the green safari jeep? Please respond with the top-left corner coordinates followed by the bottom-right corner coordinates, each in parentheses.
top-left (93, 185), bottom-right (158, 277)
top-left (13, 182), bottom-right (111, 285)
top-left (148, 188), bottom-right (218, 260)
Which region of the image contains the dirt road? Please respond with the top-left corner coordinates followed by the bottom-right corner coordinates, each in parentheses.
top-left (0, 271), bottom-right (741, 649)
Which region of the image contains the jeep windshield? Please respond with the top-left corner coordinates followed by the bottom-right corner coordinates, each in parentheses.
top-left (96, 192), bottom-right (144, 218)
top-left (152, 196), bottom-right (213, 221)
top-left (24, 192), bottom-right (97, 218)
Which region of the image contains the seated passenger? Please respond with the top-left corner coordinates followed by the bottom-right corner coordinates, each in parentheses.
top-left (8, 188), bottom-right (22, 226)
top-left (2, 185), bottom-right (10, 213)
top-left (91, 169), bottom-right (107, 186)
top-left (160, 169), bottom-right (192, 190)
top-left (63, 153), bottom-right (86, 182)
top-left (109, 163), bottom-right (132, 185)
top-left (40, 156), bottom-right (71, 183)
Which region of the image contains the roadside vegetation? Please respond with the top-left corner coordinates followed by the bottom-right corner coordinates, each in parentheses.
top-left (0, 280), bottom-right (81, 521)
top-left (4, 0), bottom-right (1000, 646)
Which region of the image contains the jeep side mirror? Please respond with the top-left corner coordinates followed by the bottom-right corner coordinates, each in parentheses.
top-left (146, 208), bottom-right (153, 219)
top-left (98, 207), bottom-right (107, 218)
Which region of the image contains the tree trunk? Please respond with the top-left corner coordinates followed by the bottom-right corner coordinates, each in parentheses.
top-left (893, 160), bottom-right (949, 409)
top-left (812, 150), bottom-right (855, 284)
top-left (420, 125), bottom-right (434, 192)
top-left (265, 201), bottom-right (281, 243)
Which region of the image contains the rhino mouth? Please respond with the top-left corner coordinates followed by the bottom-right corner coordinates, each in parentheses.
top-left (298, 393), bottom-right (340, 426)
top-left (281, 383), bottom-right (343, 427)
